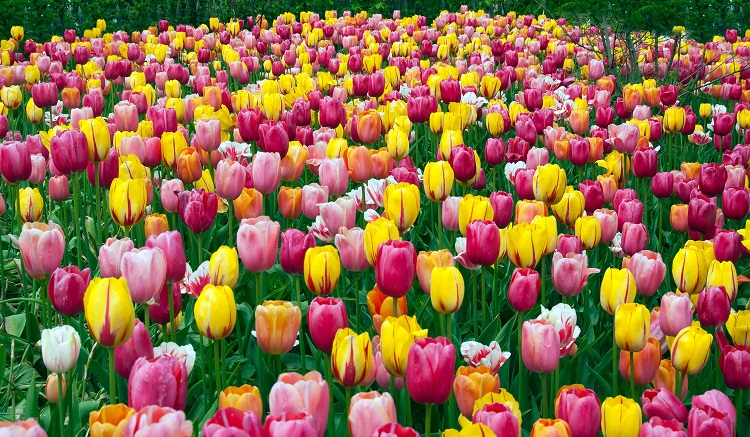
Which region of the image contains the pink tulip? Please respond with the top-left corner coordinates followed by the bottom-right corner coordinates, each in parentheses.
top-left (214, 159), bottom-right (245, 201)
top-left (148, 282), bottom-right (182, 325)
top-left (238, 216), bottom-right (280, 273)
top-left (625, 250), bottom-right (666, 297)
top-left (593, 209), bottom-right (618, 244)
top-left (251, 152), bottom-right (282, 195)
top-left (687, 390), bottom-right (735, 437)
top-left (307, 297), bottom-right (348, 354)
top-left (522, 319), bottom-right (560, 373)
top-left (473, 402), bottom-right (520, 437)
top-left (551, 252), bottom-right (599, 297)
top-left (145, 231), bottom-right (187, 284)
top-left (641, 388), bottom-right (688, 423)
top-left (555, 385), bottom-right (601, 437)
top-left (264, 411), bottom-right (317, 437)
top-left (114, 319), bottom-right (154, 378)
top-left (195, 118), bottom-right (222, 152)
top-left (607, 123), bottom-right (640, 154)
top-left (128, 354), bottom-right (188, 411)
top-left (406, 337), bottom-right (455, 404)
top-left (319, 158), bottom-right (349, 196)
top-left (10, 222), bottom-right (65, 279)
top-left (621, 222), bottom-right (648, 256)
top-left (202, 408), bottom-right (262, 437)
top-left (319, 197), bottom-right (357, 236)
top-left (160, 179), bottom-right (185, 213)
top-left (121, 247), bottom-right (167, 304)
top-left (659, 292), bottom-right (694, 337)
top-left (348, 392), bottom-right (397, 437)
top-left (269, 371), bottom-right (330, 437)
top-left (301, 183), bottom-right (329, 219)
top-left (98, 237), bottom-right (135, 278)
top-left (123, 406), bottom-right (193, 437)
top-left (0, 418), bottom-right (47, 436)
top-left (48, 266), bottom-right (90, 316)
top-left (334, 227), bottom-right (369, 272)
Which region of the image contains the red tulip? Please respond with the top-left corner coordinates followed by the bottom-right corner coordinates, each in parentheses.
top-left (448, 144), bottom-right (477, 182)
top-left (307, 297), bottom-right (348, 354)
top-left (717, 329), bottom-right (750, 390)
top-left (280, 229), bottom-right (316, 275)
top-left (375, 240), bottom-right (417, 298)
top-left (489, 191), bottom-right (513, 228)
top-left (687, 390), bottom-right (735, 437)
top-left (50, 130), bottom-right (89, 174)
top-left (319, 97), bottom-right (346, 128)
top-left (48, 266), bottom-right (90, 316)
top-left (406, 337), bottom-right (455, 404)
top-left (579, 180), bottom-right (604, 213)
top-left (485, 139), bottom-right (505, 166)
top-left (0, 141), bottom-right (32, 183)
top-left (148, 282), bottom-right (182, 325)
top-left (632, 146), bottom-right (658, 178)
top-left (128, 354), bottom-right (187, 411)
top-left (687, 194), bottom-right (716, 234)
top-left (713, 230), bottom-right (741, 262)
top-left (699, 163), bottom-right (727, 197)
top-left (259, 123), bottom-right (290, 158)
top-left (439, 79), bottom-right (461, 103)
top-left (114, 319), bottom-right (154, 378)
top-left (652, 172), bottom-right (674, 198)
top-left (177, 189), bottom-right (218, 234)
top-left (641, 388), bottom-right (688, 423)
top-left (466, 220), bottom-right (500, 266)
top-left (697, 286), bottom-right (731, 327)
top-left (508, 267), bottom-right (540, 311)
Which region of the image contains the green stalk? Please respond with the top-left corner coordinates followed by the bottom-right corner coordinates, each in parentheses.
top-left (144, 310), bottom-right (150, 337)
top-left (542, 372), bottom-right (549, 418)
top-left (437, 201), bottom-right (443, 247)
top-left (736, 389), bottom-right (744, 436)
top-left (214, 339), bottom-right (222, 395)
top-left (425, 403), bottom-right (432, 437)
top-left (675, 371), bottom-right (684, 402)
top-left (541, 258), bottom-right (547, 308)
top-left (472, 270), bottom-right (477, 338)
top-left (447, 313), bottom-right (453, 345)
top-left (517, 311), bottom-right (525, 419)
top-left (256, 272), bottom-right (263, 308)
top-left (324, 356), bottom-right (334, 436)
top-left (392, 296), bottom-right (399, 318)
top-left (57, 373), bottom-right (65, 437)
top-left (481, 268), bottom-right (486, 329)
top-left (361, 182), bottom-right (367, 227)
top-left (167, 282), bottom-right (175, 343)
top-left (108, 347), bottom-right (116, 403)
top-left (295, 276), bottom-right (306, 373)
top-left (72, 174), bottom-right (82, 267)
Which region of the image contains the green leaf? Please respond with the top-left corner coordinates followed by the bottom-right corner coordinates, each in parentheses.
top-left (24, 369), bottom-right (38, 419)
top-left (4, 315), bottom-right (25, 338)
top-left (78, 400), bottom-right (100, 428)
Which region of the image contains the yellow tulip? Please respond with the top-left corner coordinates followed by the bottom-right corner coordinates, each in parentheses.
top-left (574, 216), bottom-right (602, 250)
top-left (255, 300), bottom-right (302, 355)
top-left (550, 187), bottom-right (585, 228)
top-left (532, 164), bottom-right (567, 205)
top-left (10, 26), bottom-right (24, 41)
top-left (430, 266), bottom-right (465, 314)
top-left (663, 107), bottom-right (686, 134)
top-left (262, 93), bottom-right (283, 121)
top-left (380, 315), bottom-right (428, 377)
top-left (118, 154), bottom-right (149, 180)
top-left (161, 131), bottom-right (188, 169)
top-left (423, 161), bottom-right (455, 202)
top-left (364, 217), bottom-right (400, 267)
top-left (485, 112), bottom-right (506, 136)
top-left (614, 303), bottom-right (650, 352)
top-left (0, 85), bottom-right (21, 110)
top-left (303, 246), bottom-right (341, 295)
top-left (219, 385), bottom-right (263, 417)
top-left (18, 187), bottom-right (43, 223)
top-left (458, 194), bottom-right (494, 236)
top-left (507, 222), bottom-right (547, 269)
top-left (209, 246), bottom-right (239, 289)
top-left (670, 324), bottom-right (713, 376)
top-left (439, 130), bottom-right (464, 160)
top-left (194, 284), bottom-right (237, 340)
top-left (331, 328), bottom-right (373, 387)
top-left (725, 310), bottom-right (750, 347)
top-left (600, 396), bottom-right (642, 437)
top-left (84, 277), bottom-right (135, 347)
top-left (699, 103), bottom-right (712, 119)
top-left (600, 268), bottom-right (637, 315)
top-left (705, 260), bottom-right (738, 301)
top-left (385, 129), bottom-right (409, 160)
top-left (383, 182), bottom-right (420, 232)
top-left (442, 423), bottom-right (498, 437)
top-left (79, 117), bottom-right (112, 162)
top-left (672, 246), bottom-right (708, 295)
top-left (109, 177), bottom-right (147, 230)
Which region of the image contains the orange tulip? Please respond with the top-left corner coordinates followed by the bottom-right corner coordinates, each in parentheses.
top-left (219, 385), bottom-right (263, 417)
top-left (366, 285), bottom-right (407, 334)
top-left (453, 366), bottom-right (501, 418)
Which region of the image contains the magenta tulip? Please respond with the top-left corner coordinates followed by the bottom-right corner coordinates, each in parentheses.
top-left (48, 266), bottom-right (90, 316)
top-left (145, 231), bottom-right (187, 284)
top-left (375, 240), bottom-right (417, 298)
top-left (406, 337), bottom-right (455, 404)
top-left (128, 354), bottom-right (188, 411)
top-left (114, 320), bottom-right (154, 378)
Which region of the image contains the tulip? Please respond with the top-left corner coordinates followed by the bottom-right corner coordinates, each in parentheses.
top-left (278, 229), bottom-right (315, 276)
top-left (128, 354), bottom-right (188, 411)
top-left (696, 286), bottom-right (731, 327)
top-left (147, 282), bottom-right (181, 326)
top-left (0, 419), bottom-right (49, 435)
top-left (659, 293), bottom-right (693, 337)
top-left (114, 320), bottom-right (154, 379)
top-left (264, 411), bottom-right (317, 437)
top-left (530, 419), bottom-right (572, 437)
top-left (89, 404), bottom-right (136, 437)
top-left (458, 194), bottom-right (494, 236)
top-left (319, 158), bottom-right (349, 196)
top-left (50, 129), bottom-right (89, 174)
top-left (79, 117), bottom-right (112, 162)
top-left (705, 260), bottom-right (738, 302)
top-left (453, 366), bottom-right (501, 418)
top-left (331, 328), bottom-right (374, 387)
top-left (533, 164), bottom-right (567, 205)
top-left (202, 408), bottom-right (263, 437)
top-left (47, 266), bottom-right (90, 317)
top-left (551, 252), bottom-right (599, 297)
top-left (671, 246), bottom-right (707, 295)
top-left (717, 330), bottom-right (750, 390)
top-left (601, 396), bottom-right (642, 437)
top-left (252, 152), bottom-right (282, 195)
top-left (364, 217), bottom-right (400, 267)
top-left (507, 222), bottom-right (547, 269)
top-left (11, 222), bottom-right (65, 280)
top-left (121, 247), bottom-right (167, 305)
top-left (41, 325), bottom-right (81, 374)
top-left (348, 392), bottom-right (397, 437)
top-left (466, 220), bottom-right (501, 266)
top-left (698, 163), bottom-right (727, 197)
top-left (725, 310), bottom-right (750, 347)
top-left (641, 388), bottom-right (688, 423)
top-left (195, 118), bottom-right (222, 152)
top-left (307, 296), bottom-right (348, 354)
top-left (489, 191), bottom-right (514, 228)
top-left (255, 300), bottom-right (301, 355)
top-left (145, 231), bottom-right (186, 284)
top-left (237, 216), bottom-right (280, 273)
top-left (671, 325), bottom-right (713, 376)
top-left (594, 209), bottom-right (618, 244)
top-left (687, 390), bottom-right (735, 437)
top-left (194, 284), bottom-right (237, 340)
top-left (426, 265), bottom-right (466, 315)
top-left (687, 194), bottom-right (716, 235)
top-left (380, 315), bottom-right (428, 378)
top-left (638, 418), bottom-right (686, 437)
top-left (624, 250), bottom-right (666, 297)
top-left (522, 319), bottom-right (560, 373)
top-left (303, 246), bottom-right (341, 296)
top-left (177, 189), bottom-right (218, 234)
top-left (554, 385), bottom-right (601, 437)
top-left (143, 214), bottom-right (169, 239)
top-left (214, 160), bottom-right (245, 201)
top-left (120, 406), bottom-right (193, 435)
top-left (17, 187), bottom-right (44, 223)
top-left (160, 179), bottom-right (184, 213)
top-left (472, 401), bottom-right (521, 437)
top-left (713, 230), bottom-right (741, 263)
top-left (219, 386), bottom-right (263, 417)
top-left (385, 128), bottom-right (408, 159)
top-left (0, 141), bottom-right (32, 183)
top-left (109, 176), bottom-right (148, 229)
top-left (406, 336), bottom-right (456, 404)
top-left (574, 216), bottom-right (602, 251)
top-left (618, 337), bottom-right (661, 386)
top-left (84, 277), bottom-right (135, 347)
top-left (383, 182), bottom-right (420, 232)
top-left (449, 144), bottom-right (478, 182)
top-left (722, 187), bottom-right (749, 220)
top-left (600, 268), bottom-right (637, 315)
top-left (268, 371), bottom-right (330, 437)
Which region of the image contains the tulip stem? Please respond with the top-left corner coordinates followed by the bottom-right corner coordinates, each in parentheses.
top-left (72, 173), bottom-right (82, 267)
top-left (612, 323), bottom-right (618, 396)
top-left (517, 311), bottom-right (525, 418)
top-left (675, 370), bottom-right (684, 402)
top-left (446, 313), bottom-right (452, 345)
top-left (324, 356), bottom-right (334, 437)
top-left (392, 296), bottom-right (399, 318)
top-left (94, 164), bottom-right (100, 246)
top-left (481, 268), bottom-right (486, 329)
top-left (736, 389), bottom-right (744, 435)
top-left (107, 347), bottom-right (116, 403)
top-left (425, 403), bottom-right (432, 437)
top-left (437, 201), bottom-right (443, 247)
top-left (542, 372), bottom-right (550, 418)
top-left (629, 350), bottom-right (635, 400)
top-left (214, 339), bottom-right (222, 395)
top-left (144, 309), bottom-right (150, 336)
top-left (295, 276), bottom-right (306, 373)
top-left (472, 271), bottom-right (477, 338)
top-left (360, 182), bottom-right (367, 227)
top-left (57, 372), bottom-right (65, 436)
top-left (540, 258), bottom-right (547, 308)
top-left (256, 272), bottom-right (263, 308)
top-left (227, 201), bottom-right (234, 247)
top-left (167, 281), bottom-right (175, 343)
